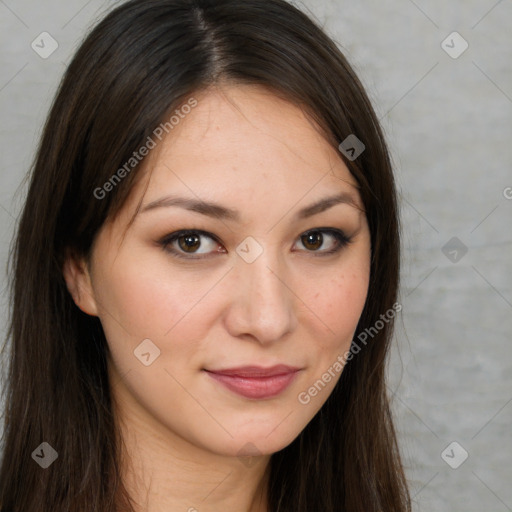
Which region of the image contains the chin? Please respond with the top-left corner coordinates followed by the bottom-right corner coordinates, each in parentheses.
top-left (202, 420), bottom-right (305, 459)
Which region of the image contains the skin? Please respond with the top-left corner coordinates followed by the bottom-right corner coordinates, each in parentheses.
top-left (63, 84), bottom-right (371, 512)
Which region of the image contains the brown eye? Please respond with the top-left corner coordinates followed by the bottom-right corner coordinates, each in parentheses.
top-left (295, 228), bottom-right (351, 255)
top-left (159, 230), bottom-right (225, 259)
top-left (178, 233), bottom-right (201, 253)
top-left (301, 231), bottom-right (323, 251)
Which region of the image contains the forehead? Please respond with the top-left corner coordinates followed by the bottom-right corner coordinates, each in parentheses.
top-left (127, 84), bottom-right (363, 220)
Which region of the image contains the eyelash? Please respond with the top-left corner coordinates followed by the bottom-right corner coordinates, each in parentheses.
top-left (158, 228), bottom-right (352, 260)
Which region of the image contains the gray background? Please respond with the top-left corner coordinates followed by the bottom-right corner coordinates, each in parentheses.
top-left (1, 1), bottom-right (511, 510)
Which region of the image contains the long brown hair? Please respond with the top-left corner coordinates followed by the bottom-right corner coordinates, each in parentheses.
top-left (0, 0), bottom-right (410, 510)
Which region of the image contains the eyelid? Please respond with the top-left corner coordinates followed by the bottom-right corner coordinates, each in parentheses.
top-left (158, 227), bottom-right (352, 260)
top-left (293, 228), bottom-right (351, 256)
top-left (159, 229), bottom-right (224, 260)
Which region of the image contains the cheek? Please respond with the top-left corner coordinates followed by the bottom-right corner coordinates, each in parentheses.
top-left (91, 254), bottom-right (226, 374)
top-left (307, 264), bottom-right (370, 350)
top-left (94, 257), bottom-right (207, 337)
top-left (311, 231), bottom-right (371, 336)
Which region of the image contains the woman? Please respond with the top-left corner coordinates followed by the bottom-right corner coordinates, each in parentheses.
top-left (0, 0), bottom-right (411, 510)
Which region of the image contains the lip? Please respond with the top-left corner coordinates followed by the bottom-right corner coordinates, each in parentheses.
top-left (204, 365), bottom-right (301, 399)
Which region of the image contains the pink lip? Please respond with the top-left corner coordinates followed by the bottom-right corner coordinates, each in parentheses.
top-left (205, 365), bottom-right (301, 399)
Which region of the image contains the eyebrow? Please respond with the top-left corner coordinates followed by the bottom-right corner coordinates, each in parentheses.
top-left (140, 191), bottom-right (360, 221)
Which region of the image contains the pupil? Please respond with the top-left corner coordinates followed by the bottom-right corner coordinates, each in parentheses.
top-left (180, 234), bottom-right (200, 252)
top-left (303, 232), bottom-right (322, 250)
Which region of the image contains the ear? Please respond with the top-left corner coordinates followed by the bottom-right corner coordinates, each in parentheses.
top-left (62, 249), bottom-right (99, 316)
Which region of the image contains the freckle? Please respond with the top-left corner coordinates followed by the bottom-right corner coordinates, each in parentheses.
top-left (314, 292), bottom-right (319, 299)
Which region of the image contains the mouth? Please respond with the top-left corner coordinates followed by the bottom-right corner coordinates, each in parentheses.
top-left (204, 365), bottom-right (301, 400)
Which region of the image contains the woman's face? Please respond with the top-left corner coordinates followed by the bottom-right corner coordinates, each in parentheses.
top-left (67, 85), bottom-right (371, 458)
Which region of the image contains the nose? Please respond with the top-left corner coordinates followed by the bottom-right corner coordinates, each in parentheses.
top-left (223, 249), bottom-right (298, 345)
